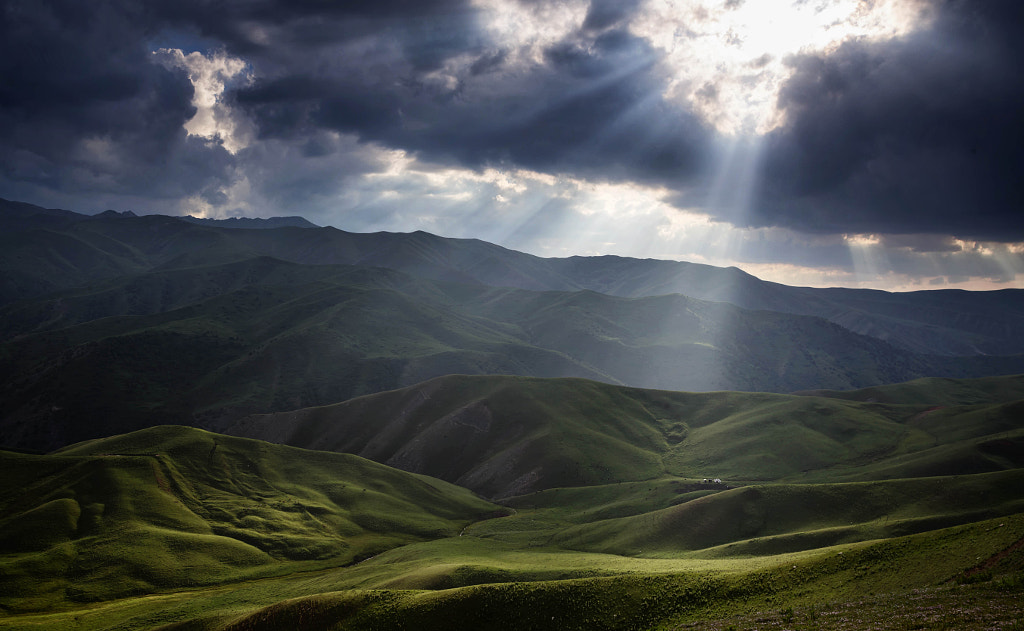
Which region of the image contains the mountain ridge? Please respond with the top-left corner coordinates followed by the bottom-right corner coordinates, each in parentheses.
top-left (180, 215), bottom-right (320, 229)
top-left (3, 197), bottom-right (1023, 356)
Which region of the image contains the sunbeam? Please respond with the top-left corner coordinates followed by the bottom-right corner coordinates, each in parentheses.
top-left (845, 234), bottom-right (891, 285)
top-left (683, 134), bottom-right (766, 387)
top-left (693, 134), bottom-right (766, 297)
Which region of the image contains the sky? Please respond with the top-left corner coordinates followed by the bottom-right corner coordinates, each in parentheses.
top-left (1, 0), bottom-right (1022, 291)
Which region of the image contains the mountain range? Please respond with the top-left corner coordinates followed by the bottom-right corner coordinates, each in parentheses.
top-left (3, 197), bottom-right (1024, 451)
top-left (4, 196), bottom-right (1024, 357)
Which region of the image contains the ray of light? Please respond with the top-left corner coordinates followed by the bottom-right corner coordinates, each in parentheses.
top-left (844, 233), bottom-right (891, 285)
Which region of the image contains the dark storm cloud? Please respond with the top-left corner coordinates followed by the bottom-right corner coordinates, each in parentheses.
top-left (234, 21), bottom-right (712, 186)
top-left (153, 0), bottom-right (481, 70)
top-left (463, 30), bottom-right (711, 181)
top-left (752, 0), bottom-right (1024, 241)
top-left (2, 0), bottom-right (714, 214)
top-left (0, 0), bottom-right (234, 203)
top-left (0, 0), bottom-right (486, 210)
top-left (148, 0), bottom-right (712, 189)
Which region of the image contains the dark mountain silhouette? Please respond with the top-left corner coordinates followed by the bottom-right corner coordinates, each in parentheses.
top-left (3, 197), bottom-right (1021, 355)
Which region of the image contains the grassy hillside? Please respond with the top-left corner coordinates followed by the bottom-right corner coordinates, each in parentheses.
top-left (226, 374), bottom-right (1024, 497)
top-left (0, 426), bottom-right (505, 612)
top-left (800, 373), bottom-right (1024, 405)
top-left (0, 261), bottom-right (607, 451)
top-left (1, 371), bottom-right (1023, 628)
top-left (547, 470), bottom-right (1024, 557)
top-left (546, 256), bottom-right (1024, 357)
top-left (233, 513), bottom-right (1024, 631)
top-left (230, 376), bottom-right (678, 499)
top-left (1, 434), bottom-right (1021, 629)
top-left (452, 285), bottom-right (955, 392)
top-left (9, 255), bottom-right (1020, 452)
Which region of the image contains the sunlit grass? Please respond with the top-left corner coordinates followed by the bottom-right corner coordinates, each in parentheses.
top-left (3, 370), bottom-right (1024, 630)
top-left (5, 511), bottom-right (1020, 630)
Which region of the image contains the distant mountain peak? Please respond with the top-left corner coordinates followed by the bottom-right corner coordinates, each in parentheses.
top-left (179, 215), bottom-right (319, 229)
top-left (95, 209), bottom-right (138, 218)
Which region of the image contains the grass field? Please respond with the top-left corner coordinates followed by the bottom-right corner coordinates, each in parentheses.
top-left (1, 511), bottom-right (1021, 630)
top-left (1, 375), bottom-right (1023, 629)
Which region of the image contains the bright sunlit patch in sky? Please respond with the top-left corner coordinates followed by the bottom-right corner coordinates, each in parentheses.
top-left (153, 48), bottom-right (252, 153)
top-left (632, 0), bottom-right (927, 135)
top-left (843, 233), bottom-right (883, 248)
top-left (472, 0), bottom-right (590, 64)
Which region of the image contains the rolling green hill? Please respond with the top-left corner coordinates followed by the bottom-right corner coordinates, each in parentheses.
top-left (0, 260), bottom-right (606, 451)
top-left (225, 373), bottom-right (1024, 497)
top-left (229, 375), bottom-right (676, 499)
top-left (0, 425), bottom-right (504, 612)
top-left (799, 373), bottom-right (1024, 405)
top-left (1, 420), bottom-right (1022, 629)
top-left (546, 255), bottom-right (1024, 357)
top-left (4, 198), bottom-right (1024, 456)
top-left (547, 470), bottom-right (1024, 557)
top-left (0, 377), bottom-right (1022, 629)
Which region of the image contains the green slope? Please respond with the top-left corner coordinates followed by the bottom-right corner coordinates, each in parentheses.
top-left (214, 513), bottom-right (1024, 631)
top-left (546, 256), bottom-right (1024, 357)
top-left (451, 285), bottom-right (956, 392)
top-left (7, 253), bottom-right (1024, 452)
top-left (0, 261), bottom-right (612, 451)
top-left (1, 383), bottom-right (1023, 628)
top-left (801, 373), bottom-right (1024, 405)
top-left (226, 373), bottom-right (1024, 497)
top-left (3, 479), bottom-right (1022, 629)
top-left (230, 375), bottom-right (677, 499)
top-left (548, 471), bottom-right (1024, 557)
top-left (0, 426), bottom-right (505, 612)
top-left (3, 202), bottom-right (1024, 629)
